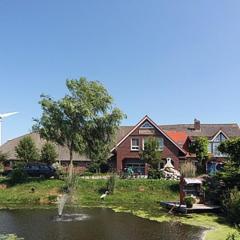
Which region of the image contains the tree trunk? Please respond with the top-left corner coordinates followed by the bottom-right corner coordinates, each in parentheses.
top-left (68, 148), bottom-right (74, 184)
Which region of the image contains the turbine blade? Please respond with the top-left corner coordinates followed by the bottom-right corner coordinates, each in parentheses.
top-left (0, 112), bottom-right (18, 118)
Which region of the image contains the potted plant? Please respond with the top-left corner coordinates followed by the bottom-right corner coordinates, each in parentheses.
top-left (184, 195), bottom-right (196, 208)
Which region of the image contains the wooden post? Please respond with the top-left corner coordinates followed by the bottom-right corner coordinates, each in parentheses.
top-left (179, 176), bottom-right (185, 205)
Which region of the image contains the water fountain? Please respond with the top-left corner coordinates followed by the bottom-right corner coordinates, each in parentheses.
top-left (57, 163), bottom-right (75, 218)
top-left (57, 193), bottom-right (69, 217)
top-left (56, 163), bottom-right (92, 223)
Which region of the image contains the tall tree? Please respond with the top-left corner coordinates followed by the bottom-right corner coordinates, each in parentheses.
top-left (190, 136), bottom-right (209, 173)
top-left (218, 137), bottom-right (240, 166)
top-left (208, 138), bottom-right (240, 224)
top-left (15, 136), bottom-right (39, 162)
top-left (217, 137), bottom-right (240, 188)
top-left (33, 78), bottom-right (124, 177)
top-left (140, 137), bottom-right (162, 169)
top-left (40, 142), bottom-right (58, 165)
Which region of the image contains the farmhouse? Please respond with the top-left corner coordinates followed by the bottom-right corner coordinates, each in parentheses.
top-left (110, 115), bottom-right (240, 174)
top-left (1, 115), bottom-right (240, 174)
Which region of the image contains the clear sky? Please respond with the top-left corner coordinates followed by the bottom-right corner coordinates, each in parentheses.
top-left (0, 0), bottom-right (240, 144)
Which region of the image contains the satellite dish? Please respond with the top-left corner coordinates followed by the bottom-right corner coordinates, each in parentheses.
top-left (0, 112), bottom-right (18, 146)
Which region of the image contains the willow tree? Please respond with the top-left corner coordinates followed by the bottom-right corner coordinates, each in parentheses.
top-left (33, 78), bottom-right (124, 178)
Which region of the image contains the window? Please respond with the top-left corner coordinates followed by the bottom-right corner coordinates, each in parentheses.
top-left (140, 121), bottom-right (154, 129)
top-left (131, 138), bottom-right (140, 151)
top-left (143, 137), bottom-right (164, 151)
top-left (209, 133), bottom-right (227, 157)
top-left (208, 143), bottom-right (212, 153)
top-left (157, 137), bottom-right (164, 151)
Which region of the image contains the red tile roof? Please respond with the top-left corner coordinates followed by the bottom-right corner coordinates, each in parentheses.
top-left (165, 131), bottom-right (188, 147)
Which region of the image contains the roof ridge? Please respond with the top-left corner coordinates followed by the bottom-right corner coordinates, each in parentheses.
top-left (1, 132), bottom-right (34, 146)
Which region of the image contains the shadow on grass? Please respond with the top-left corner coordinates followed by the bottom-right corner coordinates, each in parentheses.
top-left (0, 176), bottom-right (60, 188)
top-left (168, 182), bottom-right (179, 193)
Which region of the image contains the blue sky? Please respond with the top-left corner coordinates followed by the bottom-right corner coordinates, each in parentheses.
top-left (1, 0), bottom-right (240, 144)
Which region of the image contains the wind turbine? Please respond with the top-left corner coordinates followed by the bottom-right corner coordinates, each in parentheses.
top-left (0, 112), bottom-right (18, 146)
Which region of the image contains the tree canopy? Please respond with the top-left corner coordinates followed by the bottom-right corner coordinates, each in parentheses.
top-left (218, 137), bottom-right (240, 166)
top-left (33, 78), bottom-right (125, 167)
top-left (40, 142), bottom-right (58, 165)
top-left (207, 137), bottom-right (240, 225)
top-left (140, 137), bottom-right (162, 169)
top-left (189, 136), bottom-right (208, 173)
top-left (190, 136), bottom-right (209, 161)
top-left (15, 136), bottom-right (39, 162)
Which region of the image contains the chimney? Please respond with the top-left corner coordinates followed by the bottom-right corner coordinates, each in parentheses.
top-left (194, 118), bottom-right (201, 130)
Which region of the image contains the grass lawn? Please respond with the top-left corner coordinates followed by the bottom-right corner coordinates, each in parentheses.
top-left (75, 178), bottom-right (179, 207)
top-left (0, 177), bottom-right (63, 207)
top-left (0, 177), bottom-right (237, 239)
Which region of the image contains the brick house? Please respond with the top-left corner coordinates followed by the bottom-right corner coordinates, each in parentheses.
top-left (1, 115), bottom-right (240, 174)
top-left (110, 115), bottom-right (240, 174)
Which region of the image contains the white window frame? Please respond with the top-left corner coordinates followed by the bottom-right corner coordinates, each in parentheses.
top-left (131, 138), bottom-right (140, 151)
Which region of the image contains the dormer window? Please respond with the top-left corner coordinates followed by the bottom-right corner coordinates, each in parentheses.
top-left (131, 138), bottom-right (140, 151)
top-left (208, 132), bottom-right (227, 157)
top-left (140, 121), bottom-right (154, 129)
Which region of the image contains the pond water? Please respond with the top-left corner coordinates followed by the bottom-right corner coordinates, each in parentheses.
top-left (0, 208), bottom-right (203, 240)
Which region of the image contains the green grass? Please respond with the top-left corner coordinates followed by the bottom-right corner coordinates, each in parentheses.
top-left (0, 234), bottom-right (23, 240)
top-left (75, 178), bottom-right (179, 207)
top-left (0, 177), bottom-right (237, 239)
top-left (0, 178), bottom-right (63, 207)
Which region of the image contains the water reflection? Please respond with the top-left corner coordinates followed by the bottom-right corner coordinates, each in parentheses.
top-left (0, 208), bottom-right (203, 240)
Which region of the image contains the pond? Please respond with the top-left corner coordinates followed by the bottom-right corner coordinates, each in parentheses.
top-left (0, 208), bottom-right (203, 240)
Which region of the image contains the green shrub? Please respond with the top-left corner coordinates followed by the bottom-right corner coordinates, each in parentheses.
top-left (88, 162), bottom-right (100, 173)
top-left (223, 187), bottom-right (240, 225)
top-left (87, 162), bottom-right (110, 173)
top-left (184, 196), bottom-right (196, 208)
top-left (148, 169), bottom-right (163, 179)
top-left (9, 166), bottom-right (28, 185)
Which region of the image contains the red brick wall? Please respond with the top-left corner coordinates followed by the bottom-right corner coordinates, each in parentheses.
top-left (116, 125), bottom-right (184, 172)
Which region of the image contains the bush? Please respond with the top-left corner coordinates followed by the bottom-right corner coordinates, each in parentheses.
top-left (88, 162), bottom-right (110, 173)
top-left (99, 162), bottom-right (109, 173)
top-left (203, 175), bottom-right (224, 205)
top-left (148, 169), bottom-right (163, 179)
top-left (87, 162), bottom-right (100, 173)
top-left (52, 162), bottom-right (64, 179)
top-left (184, 195), bottom-right (196, 208)
top-left (9, 166), bottom-right (28, 185)
top-left (223, 187), bottom-right (240, 225)
top-left (106, 174), bottom-right (116, 194)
